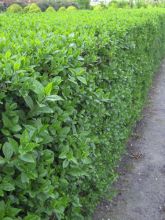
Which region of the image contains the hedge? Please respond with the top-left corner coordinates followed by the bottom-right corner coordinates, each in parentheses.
top-left (66, 6), bottom-right (77, 11)
top-left (0, 9), bottom-right (165, 220)
top-left (45, 6), bottom-right (56, 13)
top-left (6, 4), bottom-right (22, 13)
top-left (58, 6), bottom-right (66, 11)
top-left (26, 3), bottom-right (41, 13)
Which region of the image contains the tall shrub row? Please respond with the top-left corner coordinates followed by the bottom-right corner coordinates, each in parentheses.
top-left (0, 9), bottom-right (165, 219)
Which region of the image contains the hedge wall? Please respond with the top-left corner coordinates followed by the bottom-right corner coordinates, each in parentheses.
top-left (0, 9), bottom-right (165, 220)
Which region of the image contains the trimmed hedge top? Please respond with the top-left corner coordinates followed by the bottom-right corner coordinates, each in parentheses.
top-left (0, 9), bottom-right (165, 220)
top-left (45, 6), bottom-right (56, 13)
top-left (26, 3), bottom-right (41, 13)
top-left (66, 6), bottom-right (77, 11)
top-left (7, 4), bottom-right (22, 13)
top-left (58, 6), bottom-right (66, 11)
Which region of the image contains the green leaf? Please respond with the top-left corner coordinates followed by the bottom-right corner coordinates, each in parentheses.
top-left (32, 79), bottom-right (44, 95)
top-left (52, 196), bottom-right (69, 214)
top-left (21, 173), bottom-right (29, 183)
top-left (20, 130), bottom-right (30, 144)
top-left (77, 76), bottom-right (87, 85)
top-left (0, 201), bottom-right (5, 219)
top-left (34, 105), bottom-right (54, 115)
top-left (14, 62), bottom-right (20, 71)
top-left (45, 95), bottom-right (63, 102)
top-left (1, 182), bottom-right (15, 191)
top-left (43, 149), bottom-right (54, 163)
top-left (6, 206), bottom-right (21, 218)
top-left (11, 124), bottom-right (22, 132)
top-left (8, 138), bottom-right (18, 153)
top-left (3, 218), bottom-right (13, 220)
top-left (0, 189), bottom-right (4, 197)
top-left (24, 214), bottom-right (41, 220)
top-left (59, 152), bottom-right (67, 159)
top-left (24, 95), bottom-right (34, 110)
top-left (52, 76), bottom-right (62, 85)
top-left (69, 168), bottom-right (87, 177)
top-left (63, 160), bottom-right (69, 168)
top-left (44, 82), bottom-right (53, 96)
top-left (0, 156), bottom-right (5, 165)
top-left (2, 113), bottom-right (12, 128)
top-left (5, 50), bottom-right (11, 59)
top-left (19, 153), bottom-right (35, 163)
top-left (19, 143), bottom-right (38, 154)
top-left (69, 67), bottom-right (85, 76)
top-left (2, 142), bottom-right (13, 160)
top-left (60, 127), bottom-right (70, 136)
top-left (68, 76), bottom-right (78, 85)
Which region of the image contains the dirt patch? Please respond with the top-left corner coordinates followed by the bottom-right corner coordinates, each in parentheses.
top-left (93, 60), bottom-right (165, 220)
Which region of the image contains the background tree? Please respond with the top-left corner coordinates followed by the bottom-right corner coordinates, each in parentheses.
top-left (76, 0), bottom-right (90, 9)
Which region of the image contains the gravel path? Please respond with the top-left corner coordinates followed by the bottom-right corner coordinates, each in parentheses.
top-left (93, 60), bottom-right (165, 220)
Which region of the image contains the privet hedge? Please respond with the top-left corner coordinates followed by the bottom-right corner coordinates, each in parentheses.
top-left (0, 9), bottom-right (165, 220)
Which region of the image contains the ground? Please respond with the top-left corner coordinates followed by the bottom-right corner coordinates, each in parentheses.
top-left (93, 60), bottom-right (165, 220)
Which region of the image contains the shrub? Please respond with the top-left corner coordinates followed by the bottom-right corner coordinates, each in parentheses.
top-left (0, 9), bottom-right (165, 219)
top-left (58, 6), bottom-right (66, 11)
top-left (37, 0), bottom-right (78, 10)
top-left (93, 5), bottom-right (105, 10)
top-left (0, 3), bottom-right (5, 12)
top-left (158, 3), bottom-right (165, 8)
top-left (147, 4), bottom-right (153, 9)
top-left (7, 4), bottom-right (22, 13)
top-left (121, 2), bottom-right (131, 8)
top-left (45, 6), bottom-right (55, 12)
top-left (28, 3), bottom-right (41, 13)
top-left (23, 5), bottom-right (30, 13)
top-left (135, 0), bottom-right (147, 8)
top-left (77, 0), bottom-right (90, 9)
top-left (109, 2), bottom-right (118, 8)
top-left (66, 6), bottom-right (77, 11)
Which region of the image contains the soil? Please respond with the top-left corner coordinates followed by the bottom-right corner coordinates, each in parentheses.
top-left (93, 60), bottom-right (165, 220)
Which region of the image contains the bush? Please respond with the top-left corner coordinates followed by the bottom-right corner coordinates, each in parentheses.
top-left (135, 0), bottom-right (147, 8)
top-left (76, 0), bottom-right (90, 9)
top-left (27, 3), bottom-right (41, 13)
top-left (7, 4), bottom-right (22, 13)
top-left (45, 6), bottom-right (55, 12)
top-left (58, 6), bottom-right (66, 11)
top-left (109, 2), bottom-right (118, 8)
top-left (66, 6), bottom-right (77, 11)
top-left (120, 1), bottom-right (131, 8)
top-left (23, 5), bottom-right (30, 13)
top-left (158, 3), bottom-right (165, 8)
top-left (147, 4), bottom-right (153, 9)
top-left (0, 9), bottom-right (165, 219)
top-left (0, 3), bottom-right (5, 12)
top-left (93, 5), bottom-right (105, 10)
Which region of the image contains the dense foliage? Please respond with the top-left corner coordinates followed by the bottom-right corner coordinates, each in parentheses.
top-left (6, 4), bottom-right (22, 13)
top-left (66, 6), bottom-right (77, 11)
top-left (0, 9), bottom-right (165, 220)
top-left (26, 3), bottom-right (41, 13)
top-left (37, 0), bottom-right (79, 11)
top-left (58, 6), bottom-right (66, 11)
top-left (45, 6), bottom-right (56, 13)
top-left (93, 5), bottom-right (105, 10)
top-left (4, 0), bottom-right (165, 13)
top-left (76, 0), bottom-right (90, 9)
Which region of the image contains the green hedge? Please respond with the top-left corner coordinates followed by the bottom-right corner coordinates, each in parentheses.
top-left (25, 3), bottom-right (41, 13)
top-left (7, 4), bottom-right (22, 13)
top-left (45, 6), bottom-right (56, 13)
top-left (0, 9), bottom-right (165, 220)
